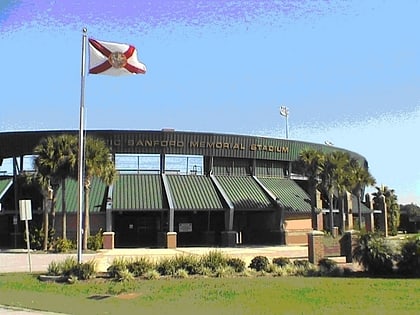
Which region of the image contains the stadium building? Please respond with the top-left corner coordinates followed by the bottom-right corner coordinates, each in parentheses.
top-left (0, 130), bottom-right (376, 249)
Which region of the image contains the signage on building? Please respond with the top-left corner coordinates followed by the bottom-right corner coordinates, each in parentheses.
top-left (179, 223), bottom-right (192, 233)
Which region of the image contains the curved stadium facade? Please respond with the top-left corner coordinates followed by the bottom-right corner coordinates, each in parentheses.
top-left (0, 130), bottom-right (371, 248)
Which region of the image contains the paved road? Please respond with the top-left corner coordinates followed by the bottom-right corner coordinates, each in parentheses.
top-left (0, 305), bottom-right (65, 315)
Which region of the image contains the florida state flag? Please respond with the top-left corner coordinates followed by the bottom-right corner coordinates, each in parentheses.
top-left (88, 38), bottom-right (146, 75)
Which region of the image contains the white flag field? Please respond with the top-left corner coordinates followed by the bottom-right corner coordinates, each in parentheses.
top-left (88, 38), bottom-right (147, 76)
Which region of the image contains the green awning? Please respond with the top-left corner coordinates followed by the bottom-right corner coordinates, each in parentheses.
top-left (55, 177), bottom-right (107, 213)
top-left (257, 177), bottom-right (312, 214)
top-left (112, 174), bottom-right (163, 210)
top-left (166, 175), bottom-right (224, 210)
top-left (0, 177), bottom-right (13, 200)
top-left (215, 175), bottom-right (274, 210)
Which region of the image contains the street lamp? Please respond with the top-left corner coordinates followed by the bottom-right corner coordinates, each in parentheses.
top-left (279, 106), bottom-right (289, 139)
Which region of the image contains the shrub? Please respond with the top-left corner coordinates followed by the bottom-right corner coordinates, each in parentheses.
top-left (47, 261), bottom-right (62, 276)
top-left (87, 229), bottom-right (103, 251)
top-left (28, 226), bottom-right (55, 250)
top-left (156, 257), bottom-right (176, 276)
top-left (174, 268), bottom-right (189, 279)
top-left (60, 257), bottom-right (79, 277)
top-left (293, 260), bottom-right (311, 268)
top-left (353, 232), bottom-right (394, 275)
top-left (107, 257), bottom-right (129, 279)
top-left (143, 270), bottom-right (160, 280)
top-left (214, 266), bottom-right (235, 278)
top-left (200, 250), bottom-right (228, 272)
top-left (397, 237), bottom-right (420, 277)
top-left (74, 261), bottom-right (96, 280)
top-left (52, 238), bottom-right (75, 253)
top-left (227, 257), bottom-right (246, 273)
top-left (171, 255), bottom-right (201, 275)
top-left (115, 268), bottom-right (134, 282)
top-left (272, 257), bottom-right (291, 267)
top-left (127, 257), bottom-right (154, 277)
top-left (249, 256), bottom-right (270, 272)
top-left (318, 258), bottom-right (338, 275)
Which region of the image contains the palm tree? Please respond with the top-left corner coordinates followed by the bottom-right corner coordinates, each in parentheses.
top-left (81, 136), bottom-right (116, 250)
top-left (297, 148), bottom-right (323, 230)
top-left (347, 158), bottom-right (376, 230)
top-left (318, 151), bottom-right (349, 233)
top-left (34, 135), bottom-right (78, 240)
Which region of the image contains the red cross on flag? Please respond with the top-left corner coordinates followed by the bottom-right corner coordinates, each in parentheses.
top-left (88, 38), bottom-right (146, 76)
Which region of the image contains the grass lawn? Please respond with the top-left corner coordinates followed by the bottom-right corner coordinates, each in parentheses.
top-left (0, 273), bottom-right (419, 315)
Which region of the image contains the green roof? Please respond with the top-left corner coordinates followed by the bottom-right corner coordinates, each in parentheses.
top-left (112, 174), bottom-right (163, 210)
top-left (215, 176), bottom-right (273, 210)
top-left (55, 177), bottom-right (107, 213)
top-left (257, 177), bottom-right (312, 214)
top-left (0, 177), bottom-right (13, 200)
top-left (166, 175), bottom-right (224, 210)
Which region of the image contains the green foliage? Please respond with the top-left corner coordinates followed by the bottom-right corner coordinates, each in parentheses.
top-left (174, 268), bottom-right (189, 279)
top-left (272, 257), bottom-right (291, 267)
top-left (28, 226), bottom-right (55, 250)
top-left (87, 229), bottom-right (103, 251)
top-left (156, 257), bottom-right (176, 276)
top-left (200, 250), bottom-right (228, 272)
top-left (46, 257), bottom-right (95, 280)
top-left (107, 257), bottom-right (129, 279)
top-left (353, 232), bottom-right (395, 275)
top-left (249, 256), bottom-right (270, 272)
top-left (60, 257), bottom-right (79, 277)
top-left (52, 238), bottom-right (75, 253)
top-left (115, 268), bottom-right (135, 282)
top-left (171, 254), bottom-right (201, 275)
top-left (73, 261), bottom-right (96, 280)
top-left (143, 270), bottom-right (160, 280)
top-left (227, 258), bottom-right (246, 273)
top-left (318, 258), bottom-right (338, 276)
top-left (47, 261), bottom-right (62, 276)
top-left (397, 237), bottom-right (420, 277)
top-left (126, 257), bottom-right (154, 277)
top-left (214, 266), bottom-right (235, 278)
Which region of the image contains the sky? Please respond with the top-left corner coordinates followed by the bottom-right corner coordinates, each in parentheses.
top-left (0, 0), bottom-right (419, 204)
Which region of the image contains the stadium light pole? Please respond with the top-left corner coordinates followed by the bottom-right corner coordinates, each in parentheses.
top-left (280, 106), bottom-right (289, 139)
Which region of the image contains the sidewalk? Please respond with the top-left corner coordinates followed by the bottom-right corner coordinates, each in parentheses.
top-left (0, 245), bottom-right (308, 274)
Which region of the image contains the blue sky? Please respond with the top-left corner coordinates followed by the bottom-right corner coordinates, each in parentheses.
top-left (1, 0), bottom-right (419, 204)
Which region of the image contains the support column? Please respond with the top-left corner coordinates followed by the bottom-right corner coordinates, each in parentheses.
top-left (308, 230), bottom-right (324, 264)
top-left (314, 190), bottom-right (324, 231)
top-left (343, 230), bottom-right (360, 263)
top-left (166, 232), bottom-right (177, 249)
top-left (345, 191), bottom-right (353, 230)
top-left (102, 232), bottom-right (115, 249)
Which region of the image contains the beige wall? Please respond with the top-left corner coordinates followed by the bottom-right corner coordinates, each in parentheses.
top-left (284, 218), bottom-right (312, 230)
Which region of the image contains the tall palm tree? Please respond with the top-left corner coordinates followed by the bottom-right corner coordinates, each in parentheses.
top-left (330, 151), bottom-right (352, 233)
top-left (34, 135), bottom-right (78, 240)
top-left (297, 148), bottom-right (323, 229)
top-left (81, 136), bottom-right (116, 250)
top-left (318, 151), bottom-right (348, 233)
top-left (347, 158), bottom-right (376, 230)
top-left (55, 135), bottom-right (78, 239)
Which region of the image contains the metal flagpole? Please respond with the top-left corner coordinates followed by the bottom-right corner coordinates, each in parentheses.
top-left (77, 28), bottom-right (87, 264)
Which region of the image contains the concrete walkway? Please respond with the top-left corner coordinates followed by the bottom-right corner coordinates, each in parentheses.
top-left (0, 245), bottom-right (308, 274)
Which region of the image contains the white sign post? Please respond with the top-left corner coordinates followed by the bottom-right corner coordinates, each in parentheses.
top-left (19, 199), bottom-right (32, 273)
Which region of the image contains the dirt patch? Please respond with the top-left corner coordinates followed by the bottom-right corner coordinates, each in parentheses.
top-left (116, 292), bottom-right (141, 300)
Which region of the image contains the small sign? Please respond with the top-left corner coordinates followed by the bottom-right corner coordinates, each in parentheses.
top-left (19, 200), bottom-right (32, 221)
top-left (179, 223), bottom-right (192, 233)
